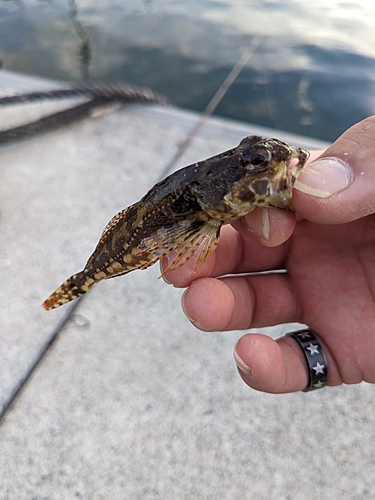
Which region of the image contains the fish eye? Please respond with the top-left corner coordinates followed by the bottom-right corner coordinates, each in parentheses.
top-left (249, 153), bottom-right (267, 165)
top-left (241, 148), bottom-right (271, 170)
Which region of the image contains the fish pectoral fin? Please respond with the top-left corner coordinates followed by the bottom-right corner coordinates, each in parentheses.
top-left (137, 219), bottom-right (221, 275)
top-left (137, 219), bottom-right (203, 254)
top-left (161, 221), bottom-right (221, 275)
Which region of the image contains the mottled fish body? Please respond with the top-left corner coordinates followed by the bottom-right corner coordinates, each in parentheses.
top-left (43, 136), bottom-right (309, 310)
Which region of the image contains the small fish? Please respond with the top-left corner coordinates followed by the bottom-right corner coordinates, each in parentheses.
top-left (43, 136), bottom-right (309, 310)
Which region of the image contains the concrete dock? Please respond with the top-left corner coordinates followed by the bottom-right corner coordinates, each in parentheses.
top-left (0, 70), bottom-right (374, 499)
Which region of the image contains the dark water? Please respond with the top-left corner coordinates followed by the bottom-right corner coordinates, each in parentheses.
top-left (1, 0), bottom-right (375, 142)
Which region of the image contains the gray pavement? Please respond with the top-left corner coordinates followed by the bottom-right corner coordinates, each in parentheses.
top-left (0, 70), bottom-right (374, 499)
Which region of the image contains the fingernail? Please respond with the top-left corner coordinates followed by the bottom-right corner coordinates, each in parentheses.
top-left (294, 157), bottom-right (354, 198)
top-left (159, 258), bottom-right (171, 284)
top-left (181, 289), bottom-right (201, 329)
top-left (242, 208), bottom-right (270, 241)
top-left (233, 341), bottom-right (251, 375)
top-left (260, 208), bottom-right (270, 240)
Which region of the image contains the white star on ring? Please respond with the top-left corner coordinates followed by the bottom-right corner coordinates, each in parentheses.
top-left (306, 343), bottom-right (319, 355)
top-left (313, 362), bottom-right (325, 375)
top-left (297, 332), bottom-right (311, 339)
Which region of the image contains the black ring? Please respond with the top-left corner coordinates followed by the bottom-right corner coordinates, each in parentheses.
top-left (286, 329), bottom-right (328, 392)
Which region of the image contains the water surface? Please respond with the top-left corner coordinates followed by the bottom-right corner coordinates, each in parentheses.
top-left (1, 0), bottom-right (375, 141)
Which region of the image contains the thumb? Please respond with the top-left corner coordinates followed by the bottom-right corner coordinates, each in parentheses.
top-left (293, 115), bottom-right (375, 224)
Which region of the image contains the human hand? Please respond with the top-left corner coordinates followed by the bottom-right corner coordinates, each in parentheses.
top-left (162, 116), bottom-right (375, 393)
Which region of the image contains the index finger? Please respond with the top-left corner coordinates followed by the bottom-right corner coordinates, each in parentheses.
top-left (161, 224), bottom-right (287, 288)
top-left (161, 150), bottom-right (324, 288)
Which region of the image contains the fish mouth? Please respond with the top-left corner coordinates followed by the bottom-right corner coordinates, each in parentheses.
top-left (267, 145), bottom-right (310, 210)
top-left (289, 147), bottom-right (310, 182)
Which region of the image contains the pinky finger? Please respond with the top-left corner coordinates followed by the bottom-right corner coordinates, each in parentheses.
top-left (233, 333), bottom-right (337, 394)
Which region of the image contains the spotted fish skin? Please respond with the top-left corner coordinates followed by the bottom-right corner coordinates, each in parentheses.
top-left (43, 136), bottom-right (309, 310)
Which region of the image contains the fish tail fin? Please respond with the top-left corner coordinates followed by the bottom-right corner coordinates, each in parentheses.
top-left (42, 271), bottom-right (95, 310)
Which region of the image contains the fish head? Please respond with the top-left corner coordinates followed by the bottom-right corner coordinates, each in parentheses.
top-left (226, 135), bottom-right (310, 213)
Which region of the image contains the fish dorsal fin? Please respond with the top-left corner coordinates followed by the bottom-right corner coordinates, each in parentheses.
top-left (98, 207), bottom-right (130, 246)
top-left (84, 206), bottom-right (133, 269)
